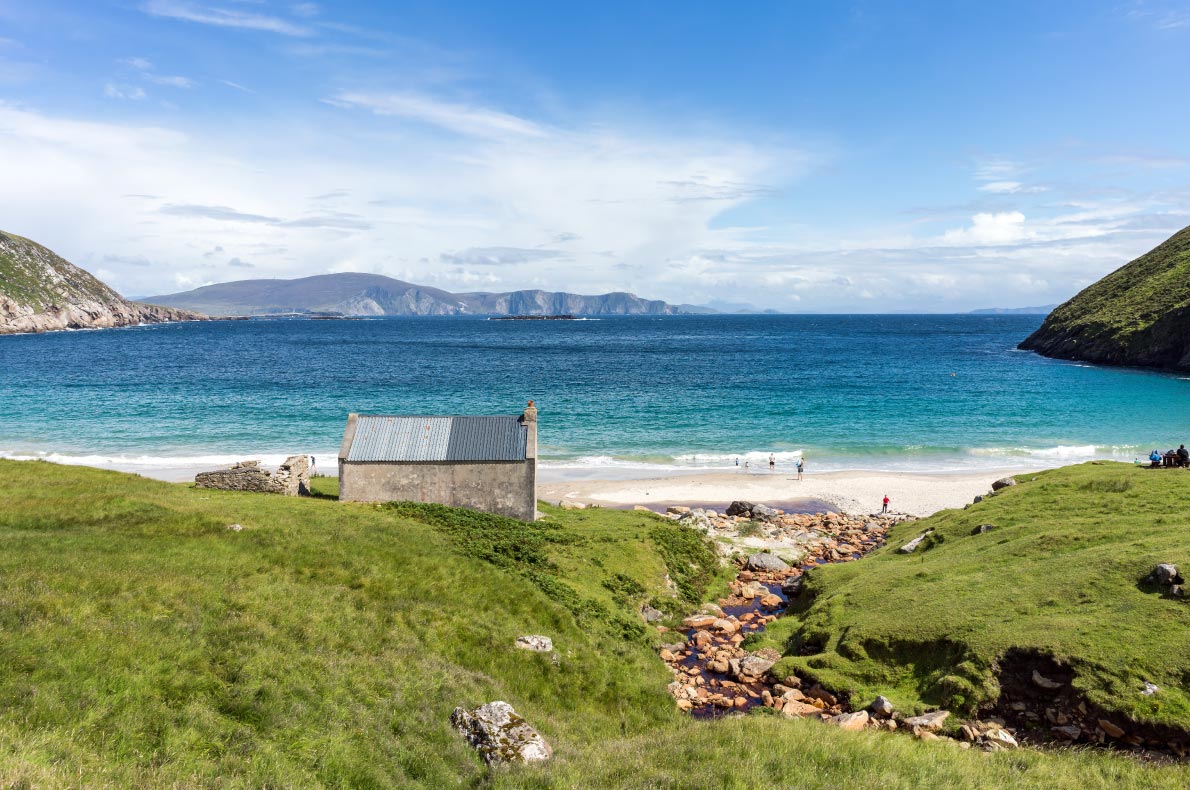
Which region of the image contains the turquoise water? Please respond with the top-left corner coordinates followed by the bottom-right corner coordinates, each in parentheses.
top-left (1, 315), bottom-right (1188, 476)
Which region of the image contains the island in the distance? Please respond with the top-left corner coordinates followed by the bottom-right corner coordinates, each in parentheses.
top-left (145, 273), bottom-right (714, 317)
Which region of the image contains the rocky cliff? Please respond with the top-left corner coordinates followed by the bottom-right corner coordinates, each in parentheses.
top-left (1019, 225), bottom-right (1190, 371)
top-left (145, 272), bottom-right (705, 317)
top-left (0, 231), bottom-right (205, 335)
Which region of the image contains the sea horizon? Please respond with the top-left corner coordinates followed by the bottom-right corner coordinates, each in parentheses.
top-left (3, 314), bottom-right (1187, 480)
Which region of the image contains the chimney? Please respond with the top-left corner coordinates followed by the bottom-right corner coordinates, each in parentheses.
top-left (522, 399), bottom-right (538, 459)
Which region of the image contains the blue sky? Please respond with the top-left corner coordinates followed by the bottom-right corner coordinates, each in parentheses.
top-left (1, 1), bottom-right (1188, 310)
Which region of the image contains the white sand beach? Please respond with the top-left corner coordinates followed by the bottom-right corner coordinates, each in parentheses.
top-left (539, 468), bottom-right (1033, 517)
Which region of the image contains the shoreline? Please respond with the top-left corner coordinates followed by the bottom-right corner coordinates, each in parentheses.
top-left (539, 468), bottom-right (1031, 517)
top-left (0, 453), bottom-right (1033, 517)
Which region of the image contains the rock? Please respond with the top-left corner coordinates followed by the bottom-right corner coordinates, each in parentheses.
top-left (1150, 563), bottom-right (1183, 586)
top-left (675, 698), bottom-right (693, 711)
top-left (972, 524), bottom-right (995, 535)
top-left (640, 604), bottom-right (665, 623)
top-left (983, 728), bottom-right (1018, 749)
top-left (991, 477), bottom-right (1017, 491)
top-left (713, 618), bottom-right (739, 634)
top-left (903, 710), bottom-right (950, 732)
top-left (1098, 719), bottom-right (1125, 739)
top-left (758, 593), bottom-right (783, 608)
top-left (682, 615), bottom-right (717, 629)
top-left (972, 495), bottom-right (984, 504)
top-left (1051, 724), bottom-right (1081, 740)
top-left (450, 701), bottom-right (553, 765)
top-left (781, 700), bottom-right (822, 718)
top-left (633, 505), bottom-right (653, 512)
top-left (829, 711), bottom-right (869, 731)
top-left (1143, 681), bottom-right (1160, 696)
top-left (560, 500), bottom-right (586, 510)
top-left (898, 530), bottom-right (933, 554)
top-left (805, 686), bottom-right (837, 706)
top-left (666, 505), bottom-right (691, 515)
top-left (745, 553), bottom-right (790, 572)
top-left (736, 655), bottom-right (776, 678)
top-left (726, 501), bottom-right (755, 517)
top-left (751, 503), bottom-right (779, 521)
top-left (869, 695), bottom-right (896, 718)
top-left (781, 576), bottom-right (805, 597)
top-left (1031, 670), bottom-right (1063, 690)
top-left (226, 523), bottom-right (243, 532)
top-left (515, 635), bottom-right (554, 652)
top-left (658, 648), bottom-right (677, 662)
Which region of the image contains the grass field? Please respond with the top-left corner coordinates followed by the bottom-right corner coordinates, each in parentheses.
top-left (758, 462), bottom-right (1190, 727)
top-left (1, 459), bottom-right (1189, 788)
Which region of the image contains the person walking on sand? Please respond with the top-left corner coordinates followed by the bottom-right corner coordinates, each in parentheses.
top-left (796, 458), bottom-right (804, 481)
top-left (769, 453), bottom-right (776, 471)
top-left (881, 495), bottom-right (890, 514)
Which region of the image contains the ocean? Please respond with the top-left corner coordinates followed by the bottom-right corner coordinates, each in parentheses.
top-left (2, 314), bottom-right (1188, 478)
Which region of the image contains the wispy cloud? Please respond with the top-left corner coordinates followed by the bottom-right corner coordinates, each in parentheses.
top-left (104, 83), bottom-right (147, 100)
top-left (147, 74), bottom-right (195, 88)
top-left (329, 92), bottom-right (547, 139)
top-left (441, 247), bottom-right (568, 266)
top-left (140, 1), bottom-right (312, 37)
top-left (159, 203), bottom-right (280, 223)
top-left (220, 79), bottom-right (255, 93)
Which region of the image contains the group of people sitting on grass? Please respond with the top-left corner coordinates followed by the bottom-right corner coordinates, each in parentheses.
top-left (1147, 445), bottom-right (1190, 468)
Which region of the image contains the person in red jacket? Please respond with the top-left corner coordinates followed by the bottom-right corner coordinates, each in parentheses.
top-left (881, 495), bottom-right (890, 514)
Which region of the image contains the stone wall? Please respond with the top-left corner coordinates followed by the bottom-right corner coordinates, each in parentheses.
top-left (195, 455), bottom-right (311, 496)
top-left (338, 460), bottom-right (536, 520)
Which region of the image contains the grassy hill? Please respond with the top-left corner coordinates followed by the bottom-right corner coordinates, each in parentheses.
top-left (758, 462), bottom-right (1190, 734)
top-left (1019, 226), bottom-right (1190, 370)
top-left (1, 460), bottom-right (1189, 787)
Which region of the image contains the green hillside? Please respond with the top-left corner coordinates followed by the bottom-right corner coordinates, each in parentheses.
top-left (0, 231), bottom-right (124, 312)
top-left (1, 460), bottom-right (1189, 787)
top-left (760, 462), bottom-right (1190, 733)
top-left (1019, 226), bottom-right (1190, 370)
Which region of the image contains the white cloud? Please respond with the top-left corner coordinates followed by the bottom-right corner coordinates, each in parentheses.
top-left (942, 211), bottom-right (1029, 245)
top-left (104, 83), bottom-right (147, 100)
top-left (146, 74), bottom-right (195, 88)
top-left (140, 1), bottom-right (312, 37)
top-left (329, 92), bottom-right (547, 139)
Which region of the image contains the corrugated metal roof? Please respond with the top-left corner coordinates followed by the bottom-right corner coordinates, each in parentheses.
top-left (345, 414), bottom-right (526, 462)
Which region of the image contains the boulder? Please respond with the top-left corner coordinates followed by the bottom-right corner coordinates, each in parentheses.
top-left (903, 710), bottom-right (950, 732)
top-left (1098, 719), bottom-right (1126, 739)
top-left (869, 695), bottom-right (896, 718)
top-left (991, 477), bottom-right (1017, 491)
top-left (898, 531), bottom-right (933, 554)
top-left (682, 615), bottom-right (717, 629)
top-left (640, 604), bottom-right (665, 623)
top-left (781, 576), bottom-right (805, 597)
top-left (1149, 563), bottom-right (1183, 586)
top-left (1031, 670), bottom-right (1062, 690)
top-left (983, 728), bottom-right (1018, 749)
top-left (751, 503), bottom-right (779, 521)
top-left (515, 635), bottom-right (554, 652)
top-left (972, 495), bottom-right (984, 504)
top-left (972, 524), bottom-right (995, 535)
top-left (736, 655), bottom-right (776, 679)
top-left (746, 553), bottom-right (790, 572)
top-left (726, 501), bottom-right (756, 517)
top-left (829, 710), bottom-right (870, 731)
top-left (1051, 724), bottom-right (1081, 740)
top-left (450, 701), bottom-right (553, 765)
top-left (781, 700), bottom-right (822, 718)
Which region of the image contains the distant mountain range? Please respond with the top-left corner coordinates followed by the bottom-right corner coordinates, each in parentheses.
top-left (0, 231), bottom-right (203, 335)
top-left (145, 273), bottom-right (714, 317)
top-left (969, 305), bottom-right (1057, 315)
top-left (1020, 225), bottom-right (1190, 371)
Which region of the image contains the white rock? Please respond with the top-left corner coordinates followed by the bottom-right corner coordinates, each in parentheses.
top-left (515, 635), bottom-right (554, 652)
top-left (450, 701), bottom-right (553, 765)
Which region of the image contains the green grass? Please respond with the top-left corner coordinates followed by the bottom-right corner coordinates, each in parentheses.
top-left (1, 459), bottom-right (1189, 787)
top-left (753, 462), bottom-right (1190, 726)
top-left (0, 230), bottom-right (117, 313)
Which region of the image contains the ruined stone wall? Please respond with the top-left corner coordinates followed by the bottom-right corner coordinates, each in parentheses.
top-left (195, 455), bottom-right (310, 496)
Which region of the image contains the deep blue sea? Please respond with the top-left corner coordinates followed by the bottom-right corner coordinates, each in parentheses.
top-left (2, 315), bottom-right (1189, 477)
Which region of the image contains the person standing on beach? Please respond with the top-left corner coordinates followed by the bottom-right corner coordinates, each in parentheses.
top-left (769, 453), bottom-right (776, 471)
top-left (881, 495), bottom-right (890, 514)
top-left (796, 458), bottom-right (804, 481)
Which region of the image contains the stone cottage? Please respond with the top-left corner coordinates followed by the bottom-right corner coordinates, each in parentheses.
top-left (337, 401), bottom-right (538, 520)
